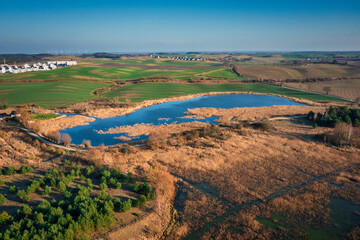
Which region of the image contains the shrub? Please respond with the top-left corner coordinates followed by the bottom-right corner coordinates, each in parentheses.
top-left (0, 179), bottom-right (4, 185)
top-left (122, 172), bottom-right (133, 183)
top-left (85, 167), bottom-right (92, 176)
top-left (328, 123), bottom-right (360, 147)
top-left (133, 195), bottom-right (147, 207)
top-left (252, 120), bottom-right (274, 131)
top-left (20, 165), bottom-right (33, 174)
top-left (26, 180), bottom-right (40, 194)
top-left (121, 199), bottom-right (132, 212)
top-left (17, 205), bottom-right (32, 217)
top-left (108, 178), bottom-right (117, 188)
top-left (86, 178), bottom-right (93, 189)
top-left (23, 195), bottom-right (30, 202)
top-left (5, 166), bottom-right (16, 175)
top-left (99, 182), bottom-right (108, 190)
top-left (9, 185), bottom-right (17, 194)
top-left (47, 130), bottom-right (61, 143)
top-left (64, 191), bottom-right (72, 199)
top-left (0, 169), bottom-right (2, 175)
top-left (80, 175), bottom-right (86, 181)
top-left (110, 169), bottom-right (122, 178)
top-left (0, 211), bottom-right (13, 225)
top-left (313, 123), bottom-right (318, 129)
top-left (57, 182), bottom-right (67, 193)
top-left (0, 194), bottom-right (7, 205)
top-left (98, 191), bottom-right (108, 201)
top-left (113, 199), bottom-right (132, 212)
top-left (101, 176), bottom-right (107, 184)
top-left (86, 148), bottom-right (103, 166)
top-left (61, 133), bottom-right (72, 146)
top-left (43, 186), bottom-right (52, 196)
top-left (83, 140), bottom-right (91, 149)
top-left (17, 190), bottom-right (27, 200)
top-left (103, 170), bottom-right (111, 179)
top-left (116, 182), bottom-right (122, 189)
top-left (133, 182), bottom-right (141, 192)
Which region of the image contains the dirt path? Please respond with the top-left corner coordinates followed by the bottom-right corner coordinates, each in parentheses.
top-left (12, 126), bottom-right (83, 152)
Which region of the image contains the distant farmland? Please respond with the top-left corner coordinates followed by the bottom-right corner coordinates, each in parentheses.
top-left (232, 63), bottom-right (360, 80)
top-left (0, 59), bottom-right (227, 82)
top-left (284, 79), bottom-right (360, 101)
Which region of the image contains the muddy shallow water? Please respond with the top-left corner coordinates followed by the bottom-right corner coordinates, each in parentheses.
top-left (59, 94), bottom-right (306, 146)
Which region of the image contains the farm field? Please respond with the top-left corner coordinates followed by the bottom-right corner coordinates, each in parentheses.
top-left (101, 82), bottom-right (345, 103)
top-left (0, 81), bottom-right (109, 108)
top-left (284, 79), bottom-right (360, 101)
top-left (0, 82), bottom-right (346, 109)
top-left (232, 63), bottom-right (360, 80)
top-left (0, 59), bottom-right (225, 82)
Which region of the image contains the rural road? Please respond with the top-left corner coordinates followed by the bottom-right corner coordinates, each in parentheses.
top-left (13, 126), bottom-right (83, 152)
top-left (12, 125), bottom-right (146, 152)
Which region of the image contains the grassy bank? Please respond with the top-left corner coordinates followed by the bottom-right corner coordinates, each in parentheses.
top-left (102, 82), bottom-right (346, 103)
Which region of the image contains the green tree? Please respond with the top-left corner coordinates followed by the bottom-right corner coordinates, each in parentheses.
top-left (0, 194), bottom-right (7, 205)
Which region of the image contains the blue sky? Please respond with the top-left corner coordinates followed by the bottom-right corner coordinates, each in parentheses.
top-left (1, 0), bottom-right (360, 53)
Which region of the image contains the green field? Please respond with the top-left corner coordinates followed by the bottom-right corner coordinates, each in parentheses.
top-left (30, 113), bottom-right (59, 120)
top-left (0, 81), bottom-right (109, 108)
top-left (101, 82), bottom-right (346, 103)
top-left (0, 59), bottom-right (224, 82)
top-left (202, 68), bottom-right (243, 79)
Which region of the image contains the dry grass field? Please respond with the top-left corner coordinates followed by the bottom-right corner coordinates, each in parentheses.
top-left (284, 79), bottom-right (360, 101)
top-left (233, 64), bottom-right (360, 80)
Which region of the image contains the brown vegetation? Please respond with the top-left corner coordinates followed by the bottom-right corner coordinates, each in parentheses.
top-left (284, 79), bottom-right (360, 101)
top-left (326, 123), bottom-right (360, 147)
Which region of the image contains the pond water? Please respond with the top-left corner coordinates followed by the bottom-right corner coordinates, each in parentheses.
top-left (59, 94), bottom-right (306, 146)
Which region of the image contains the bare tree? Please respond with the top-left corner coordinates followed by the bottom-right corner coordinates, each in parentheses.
top-left (355, 97), bottom-right (360, 106)
top-left (61, 133), bottom-right (72, 146)
top-left (83, 140), bottom-right (91, 149)
top-left (323, 86), bottom-right (332, 95)
top-left (47, 130), bottom-right (61, 143)
top-left (16, 108), bottom-right (30, 124)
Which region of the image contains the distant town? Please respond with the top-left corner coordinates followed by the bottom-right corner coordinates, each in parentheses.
top-left (150, 55), bottom-right (205, 61)
top-left (0, 61), bottom-right (77, 74)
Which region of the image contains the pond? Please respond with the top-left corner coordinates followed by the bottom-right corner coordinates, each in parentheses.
top-left (59, 94), bottom-right (306, 146)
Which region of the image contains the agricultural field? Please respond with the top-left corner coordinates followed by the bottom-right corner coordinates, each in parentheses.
top-left (284, 79), bottom-right (360, 101)
top-left (0, 59), bottom-right (224, 82)
top-left (0, 81), bottom-right (346, 109)
top-left (232, 63), bottom-right (360, 80)
top-left (101, 82), bottom-right (345, 103)
top-left (282, 52), bottom-right (360, 60)
top-left (0, 81), bottom-right (109, 108)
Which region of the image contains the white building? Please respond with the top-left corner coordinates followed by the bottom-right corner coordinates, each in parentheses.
top-left (1, 60), bottom-right (76, 75)
top-left (49, 63), bottom-right (57, 69)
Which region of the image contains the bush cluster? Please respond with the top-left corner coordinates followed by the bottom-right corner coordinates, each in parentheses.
top-left (133, 182), bottom-right (156, 207)
top-left (308, 106), bottom-right (360, 128)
